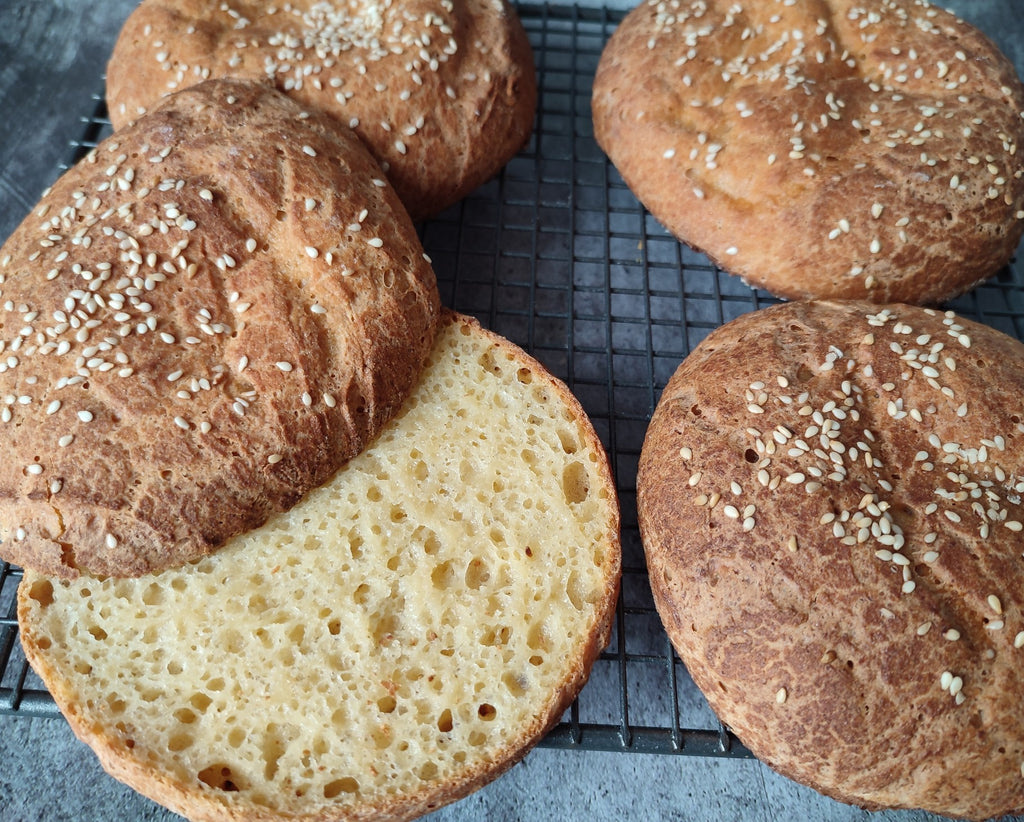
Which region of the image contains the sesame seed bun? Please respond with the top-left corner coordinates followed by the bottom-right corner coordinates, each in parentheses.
top-left (638, 300), bottom-right (1024, 818)
top-left (0, 77), bottom-right (440, 579)
top-left (593, 0), bottom-right (1024, 304)
top-left (105, 0), bottom-right (537, 221)
top-left (17, 310), bottom-right (621, 822)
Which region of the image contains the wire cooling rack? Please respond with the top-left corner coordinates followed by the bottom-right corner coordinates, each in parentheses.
top-left (3, 3), bottom-right (1024, 762)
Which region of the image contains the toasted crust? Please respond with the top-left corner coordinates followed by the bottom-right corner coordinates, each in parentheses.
top-left (0, 78), bottom-right (439, 579)
top-left (593, 0), bottom-right (1024, 303)
top-left (637, 301), bottom-right (1024, 818)
top-left (106, 0), bottom-right (537, 220)
top-left (18, 310), bottom-right (621, 822)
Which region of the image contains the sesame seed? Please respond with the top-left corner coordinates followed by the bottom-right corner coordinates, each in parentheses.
top-left (776, 688), bottom-right (787, 704)
top-left (276, 361), bottom-right (293, 372)
top-left (988, 595), bottom-right (1003, 615)
top-left (267, 453), bottom-right (283, 464)
top-left (367, 237), bottom-right (384, 248)
top-left (77, 410), bottom-right (94, 423)
top-left (323, 393), bottom-right (336, 408)
top-left (305, 246), bottom-right (319, 258)
top-left (302, 145), bottom-right (317, 156)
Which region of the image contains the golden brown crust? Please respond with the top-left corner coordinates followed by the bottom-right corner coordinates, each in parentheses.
top-left (18, 310), bottom-right (621, 822)
top-left (106, 0), bottom-right (537, 220)
top-left (637, 300), bottom-right (1024, 818)
top-left (0, 78), bottom-right (440, 579)
top-left (593, 0), bottom-right (1024, 304)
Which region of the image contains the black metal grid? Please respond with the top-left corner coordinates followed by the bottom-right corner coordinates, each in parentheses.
top-left (3, 3), bottom-right (1024, 762)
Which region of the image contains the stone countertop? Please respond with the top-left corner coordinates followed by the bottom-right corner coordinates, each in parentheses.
top-left (1, 2), bottom-right (1023, 821)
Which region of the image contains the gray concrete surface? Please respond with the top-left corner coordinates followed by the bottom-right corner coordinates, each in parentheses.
top-left (2, 1), bottom-right (1024, 821)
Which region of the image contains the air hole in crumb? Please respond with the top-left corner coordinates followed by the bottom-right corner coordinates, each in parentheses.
top-left (566, 571), bottom-right (586, 610)
top-left (197, 764), bottom-right (241, 792)
top-left (503, 673), bottom-right (528, 697)
top-left (327, 618), bottom-right (341, 636)
top-left (141, 584), bottom-right (163, 606)
top-left (323, 777), bottom-right (358, 798)
top-left (421, 530), bottom-right (440, 555)
top-left (562, 462), bottom-right (589, 504)
top-left (378, 695), bottom-right (396, 713)
top-left (88, 625), bottom-right (108, 641)
top-left (744, 449), bottom-right (758, 463)
top-left (478, 703), bottom-right (497, 721)
top-left (437, 709), bottom-right (453, 732)
top-left (168, 732), bottom-right (194, 752)
top-left (28, 580), bottom-right (54, 606)
top-left (465, 558), bottom-right (489, 589)
top-left (431, 561), bottom-right (454, 590)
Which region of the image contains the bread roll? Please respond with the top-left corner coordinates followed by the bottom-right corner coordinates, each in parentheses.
top-left (638, 300), bottom-right (1024, 818)
top-left (593, 0), bottom-right (1024, 303)
top-left (106, 0), bottom-right (537, 220)
top-left (0, 77), bottom-right (439, 579)
top-left (18, 310), bottom-right (621, 822)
